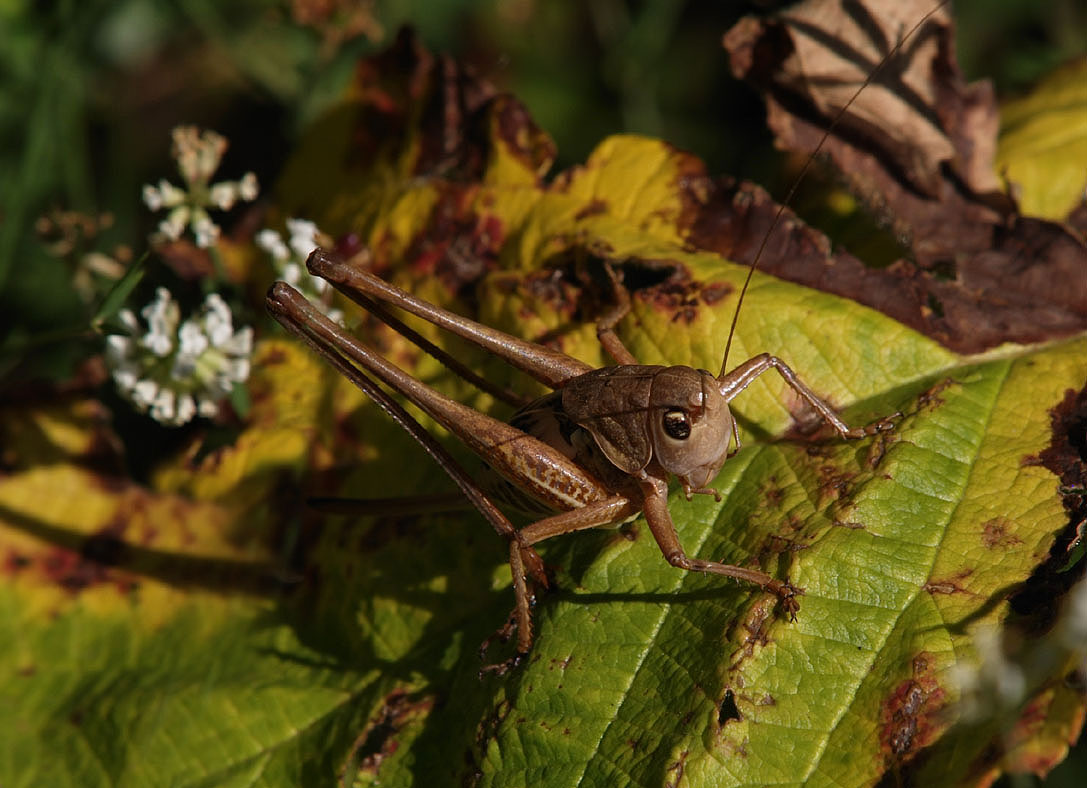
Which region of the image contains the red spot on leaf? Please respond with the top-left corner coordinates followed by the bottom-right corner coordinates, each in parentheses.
top-left (879, 653), bottom-right (947, 765)
top-left (41, 546), bottom-right (112, 592)
top-left (3, 550), bottom-right (30, 574)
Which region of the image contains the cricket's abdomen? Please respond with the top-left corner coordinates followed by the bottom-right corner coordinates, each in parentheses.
top-left (477, 391), bottom-right (639, 519)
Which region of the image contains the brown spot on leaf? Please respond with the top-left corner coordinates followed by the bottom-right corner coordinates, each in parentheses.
top-left (350, 31), bottom-right (479, 178)
top-left (833, 520), bottom-right (866, 530)
top-left (879, 652), bottom-right (947, 765)
top-left (727, 594), bottom-right (776, 670)
top-left (782, 512), bottom-right (805, 534)
top-left (981, 517), bottom-right (1024, 550)
top-left (520, 268), bottom-right (581, 322)
top-left (574, 199), bottom-right (608, 221)
top-left (916, 378), bottom-right (956, 412)
top-left (762, 478), bottom-right (785, 509)
top-left (637, 276), bottom-right (704, 324)
top-left (700, 281), bottom-right (731, 305)
top-left (525, 248), bottom-right (711, 331)
top-left (816, 464), bottom-right (856, 507)
top-left (345, 689), bottom-right (434, 782)
top-left (548, 655), bottom-right (573, 672)
top-left (473, 698), bottom-right (511, 761)
top-left (923, 568), bottom-right (975, 596)
top-left (260, 347), bottom-right (289, 366)
top-left (665, 750), bottom-right (690, 788)
top-left (758, 530), bottom-right (808, 559)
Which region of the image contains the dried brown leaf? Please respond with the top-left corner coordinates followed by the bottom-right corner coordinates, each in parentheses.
top-left (718, 0), bottom-right (1087, 353)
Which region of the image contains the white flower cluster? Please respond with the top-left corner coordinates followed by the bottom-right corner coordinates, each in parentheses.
top-left (257, 218), bottom-right (344, 324)
top-left (106, 288), bottom-right (253, 426)
top-left (142, 127), bottom-right (259, 248)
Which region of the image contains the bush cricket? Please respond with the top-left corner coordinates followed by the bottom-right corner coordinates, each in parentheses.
top-left (267, 252), bottom-right (896, 672)
top-left (265, 3), bottom-right (954, 672)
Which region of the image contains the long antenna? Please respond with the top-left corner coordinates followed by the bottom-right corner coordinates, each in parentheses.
top-left (719, 0), bottom-right (949, 376)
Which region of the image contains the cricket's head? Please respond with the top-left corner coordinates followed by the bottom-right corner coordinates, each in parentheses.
top-left (649, 366), bottom-right (735, 490)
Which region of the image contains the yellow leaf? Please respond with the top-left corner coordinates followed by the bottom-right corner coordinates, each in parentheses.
top-left (998, 58), bottom-right (1087, 220)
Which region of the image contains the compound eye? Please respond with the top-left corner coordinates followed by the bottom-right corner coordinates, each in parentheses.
top-left (662, 409), bottom-right (691, 440)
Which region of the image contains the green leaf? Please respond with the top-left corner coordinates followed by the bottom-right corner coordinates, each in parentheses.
top-left (0, 342), bottom-right (393, 786)
top-left (91, 250), bottom-right (149, 330)
top-left (282, 129), bottom-right (1078, 787)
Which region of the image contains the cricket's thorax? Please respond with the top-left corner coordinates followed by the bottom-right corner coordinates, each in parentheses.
top-left (562, 365), bottom-right (736, 491)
